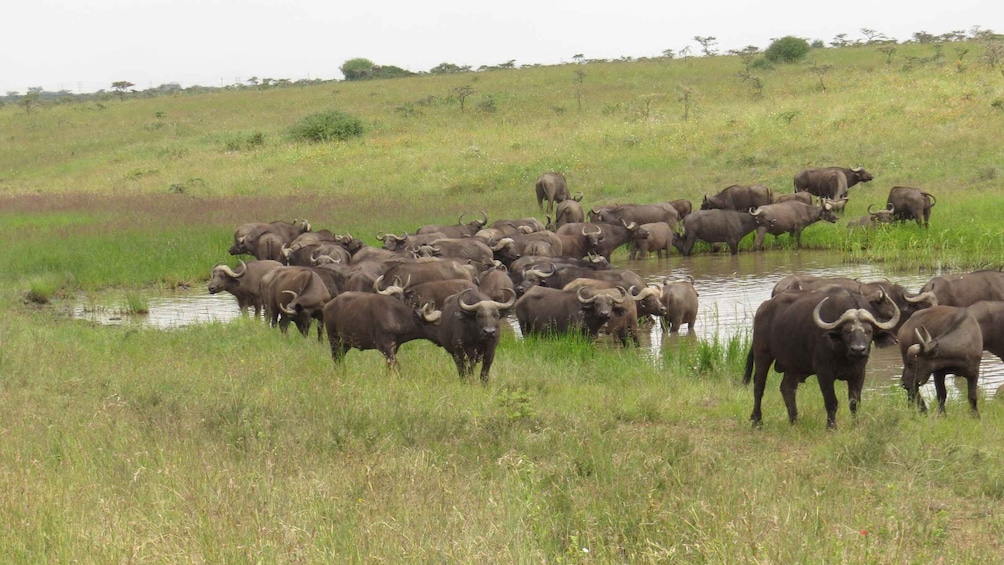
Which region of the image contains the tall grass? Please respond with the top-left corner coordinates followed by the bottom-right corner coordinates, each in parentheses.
top-left (2, 40), bottom-right (1004, 561)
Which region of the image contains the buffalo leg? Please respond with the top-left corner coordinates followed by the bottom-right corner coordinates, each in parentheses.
top-left (847, 375), bottom-right (865, 420)
top-left (753, 227), bottom-right (767, 252)
top-left (479, 351), bottom-right (495, 384)
top-left (780, 372), bottom-right (802, 425)
top-left (749, 355), bottom-right (773, 426)
top-left (727, 240), bottom-right (739, 255)
top-left (965, 375), bottom-right (980, 417)
top-left (817, 374), bottom-right (839, 429)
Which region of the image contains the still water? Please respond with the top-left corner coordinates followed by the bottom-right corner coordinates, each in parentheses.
top-left (72, 251), bottom-right (1002, 398)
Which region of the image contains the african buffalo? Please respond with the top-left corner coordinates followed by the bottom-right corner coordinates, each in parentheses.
top-left (562, 279), bottom-right (663, 345)
top-left (966, 301), bottom-right (1004, 362)
top-left (514, 285), bottom-right (627, 340)
top-left (897, 306), bottom-right (983, 415)
top-left (794, 167), bottom-right (873, 200)
top-left (324, 292), bottom-right (442, 370)
top-left (887, 186), bottom-right (936, 228)
top-left (383, 259), bottom-right (477, 287)
top-left (846, 203), bottom-right (895, 229)
top-left (403, 279), bottom-right (478, 310)
top-left (590, 202), bottom-right (680, 228)
top-left (416, 212), bottom-right (488, 238)
top-left (744, 286), bottom-right (900, 428)
top-left (673, 209), bottom-right (758, 256)
top-left (535, 172), bottom-right (570, 213)
top-left (476, 262), bottom-right (516, 303)
top-left (377, 231), bottom-right (448, 252)
top-left (629, 222), bottom-right (675, 260)
top-left (920, 270), bottom-right (1004, 307)
top-left (439, 288), bottom-right (516, 382)
top-left (208, 260), bottom-right (283, 318)
top-left (519, 265), bottom-right (645, 296)
top-left (556, 221), bottom-right (647, 260)
top-left (750, 199), bottom-right (839, 250)
top-left (771, 274), bottom-right (935, 328)
top-left (701, 184), bottom-right (773, 211)
top-left (771, 191), bottom-right (814, 205)
top-left (669, 199), bottom-right (693, 220)
top-left (660, 276), bottom-right (699, 333)
top-left (229, 219), bottom-right (310, 257)
top-left (262, 266), bottom-right (332, 339)
top-left (548, 197), bottom-right (586, 230)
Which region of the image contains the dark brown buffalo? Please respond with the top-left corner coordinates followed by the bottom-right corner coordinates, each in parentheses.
top-left (556, 221), bottom-right (647, 260)
top-left (254, 232), bottom-right (287, 263)
top-left (475, 262), bottom-right (516, 303)
top-left (744, 286), bottom-right (900, 428)
top-left (514, 286), bottom-right (627, 339)
top-left (771, 274), bottom-right (935, 328)
top-left (750, 199), bottom-right (839, 250)
top-left (416, 212), bottom-right (488, 238)
top-left (660, 276), bottom-right (699, 333)
top-left (887, 186), bottom-right (936, 228)
top-left (229, 219), bottom-right (310, 257)
top-left (403, 279), bottom-right (478, 310)
top-left (425, 237), bottom-right (495, 266)
top-left (669, 199), bottom-right (693, 220)
top-left (263, 266), bottom-right (332, 339)
top-left (590, 202), bottom-right (680, 228)
top-left (553, 224), bottom-right (603, 260)
top-left (519, 265), bottom-right (645, 296)
top-left (629, 222), bottom-right (675, 260)
top-left (548, 197), bottom-right (586, 230)
top-left (701, 184), bottom-right (773, 211)
top-left (846, 203), bottom-right (895, 229)
top-left (383, 259), bottom-right (477, 287)
top-left (490, 217), bottom-right (546, 234)
top-left (439, 288), bottom-right (517, 382)
top-left (771, 191), bottom-right (814, 205)
top-left (324, 292), bottom-right (442, 370)
top-left (562, 279), bottom-right (665, 345)
top-left (673, 209), bottom-right (758, 256)
top-left (897, 306), bottom-right (983, 415)
top-left (794, 167), bottom-right (873, 200)
top-left (966, 301), bottom-right (1004, 362)
top-left (208, 260), bottom-right (283, 318)
top-left (920, 270), bottom-right (1004, 307)
top-left (377, 231), bottom-right (448, 252)
top-left (535, 172), bottom-right (570, 213)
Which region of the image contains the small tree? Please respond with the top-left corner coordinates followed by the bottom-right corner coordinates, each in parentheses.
top-left (572, 69), bottom-right (586, 111)
top-left (677, 86), bottom-right (696, 121)
top-left (20, 89), bottom-right (41, 114)
top-left (111, 81), bottom-right (134, 100)
top-left (572, 53), bottom-right (585, 64)
top-left (661, 49), bottom-right (675, 59)
top-left (860, 28), bottom-right (888, 44)
top-left (808, 63), bottom-right (834, 92)
top-left (679, 46), bottom-right (693, 60)
top-left (729, 45), bottom-right (761, 72)
top-left (954, 47), bottom-right (970, 72)
top-left (452, 85), bottom-right (475, 113)
top-left (831, 33), bottom-right (851, 47)
top-left (693, 36), bottom-right (718, 56)
top-left (877, 45), bottom-right (897, 64)
top-left (765, 36), bottom-right (810, 63)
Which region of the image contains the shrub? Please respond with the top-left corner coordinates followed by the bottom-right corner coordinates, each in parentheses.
top-left (764, 36), bottom-right (811, 63)
top-left (289, 110), bottom-right (364, 143)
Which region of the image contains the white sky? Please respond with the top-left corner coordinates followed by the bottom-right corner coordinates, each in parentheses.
top-left (2, 0), bottom-right (1000, 94)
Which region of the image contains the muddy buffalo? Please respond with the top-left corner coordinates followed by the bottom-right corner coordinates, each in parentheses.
top-left (673, 209), bottom-right (758, 256)
top-left (750, 199), bottom-right (838, 250)
top-left (208, 260), bottom-right (283, 318)
top-left (660, 276), bottom-right (699, 334)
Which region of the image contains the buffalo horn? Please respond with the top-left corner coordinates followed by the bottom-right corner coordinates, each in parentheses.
top-left (491, 238), bottom-right (514, 251)
top-left (904, 290), bottom-right (938, 306)
top-left (612, 286), bottom-right (628, 304)
top-left (577, 287), bottom-right (597, 304)
top-left (582, 224), bottom-right (602, 236)
top-left (867, 203), bottom-right (879, 215)
top-left (812, 299), bottom-right (863, 330)
top-left (458, 213), bottom-right (466, 225)
top-left (376, 231), bottom-right (387, 240)
top-left (420, 303), bottom-right (442, 323)
top-left (750, 207), bottom-right (763, 216)
top-left (926, 193), bottom-right (937, 207)
top-left (856, 300), bottom-right (901, 330)
top-left (217, 260), bottom-right (247, 279)
top-left (573, 191), bottom-right (584, 202)
top-left (279, 290), bottom-right (298, 315)
top-left (851, 167), bottom-right (862, 172)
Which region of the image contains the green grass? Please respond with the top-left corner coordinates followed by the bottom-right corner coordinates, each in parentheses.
top-left (2, 39), bottom-right (1004, 562)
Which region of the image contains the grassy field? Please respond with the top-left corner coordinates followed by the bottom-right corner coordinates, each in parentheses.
top-left (2, 39), bottom-right (1004, 562)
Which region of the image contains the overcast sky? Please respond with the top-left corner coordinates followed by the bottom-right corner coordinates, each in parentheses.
top-left (3, 0), bottom-right (1000, 94)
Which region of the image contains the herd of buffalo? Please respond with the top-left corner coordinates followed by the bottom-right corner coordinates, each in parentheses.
top-left (209, 165), bottom-right (1001, 428)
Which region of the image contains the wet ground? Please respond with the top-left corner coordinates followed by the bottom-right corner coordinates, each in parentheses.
top-left (71, 250), bottom-right (1002, 399)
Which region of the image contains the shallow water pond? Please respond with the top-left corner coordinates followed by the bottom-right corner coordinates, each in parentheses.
top-left (71, 250), bottom-right (1002, 399)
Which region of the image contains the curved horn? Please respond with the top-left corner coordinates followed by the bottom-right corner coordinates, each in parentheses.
top-left (376, 231), bottom-right (387, 240)
top-left (582, 224), bottom-right (602, 236)
top-left (904, 290), bottom-right (938, 306)
top-left (631, 286), bottom-right (661, 301)
top-left (685, 275), bottom-right (695, 285)
top-left (458, 288), bottom-right (480, 312)
top-left (811, 297), bottom-right (861, 330)
top-left (217, 260), bottom-right (247, 279)
top-left (478, 211), bottom-right (489, 226)
top-left (577, 287), bottom-right (597, 304)
top-left (491, 287), bottom-right (517, 309)
top-left (395, 232), bottom-right (408, 241)
top-left (490, 238), bottom-right (514, 251)
top-left (851, 167), bottom-right (862, 172)
top-left (611, 286), bottom-right (628, 304)
top-left (420, 302), bottom-right (442, 323)
top-left (856, 297), bottom-right (901, 331)
top-left (867, 203), bottom-right (879, 215)
top-left (750, 207), bottom-right (764, 216)
top-left (458, 213), bottom-right (466, 225)
top-left (926, 193), bottom-right (937, 207)
top-left (373, 275), bottom-right (387, 293)
top-left (573, 191), bottom-right (584, 202)
top-left (281, 243), bottom-right (292, 258)
top-left (279, 290), bottom-right (298, 315)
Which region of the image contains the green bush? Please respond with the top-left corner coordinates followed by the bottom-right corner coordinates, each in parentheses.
top-left (289, 110), bottom-right (364, 143)
top-left (764, 36), bottom-right (811, 63)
